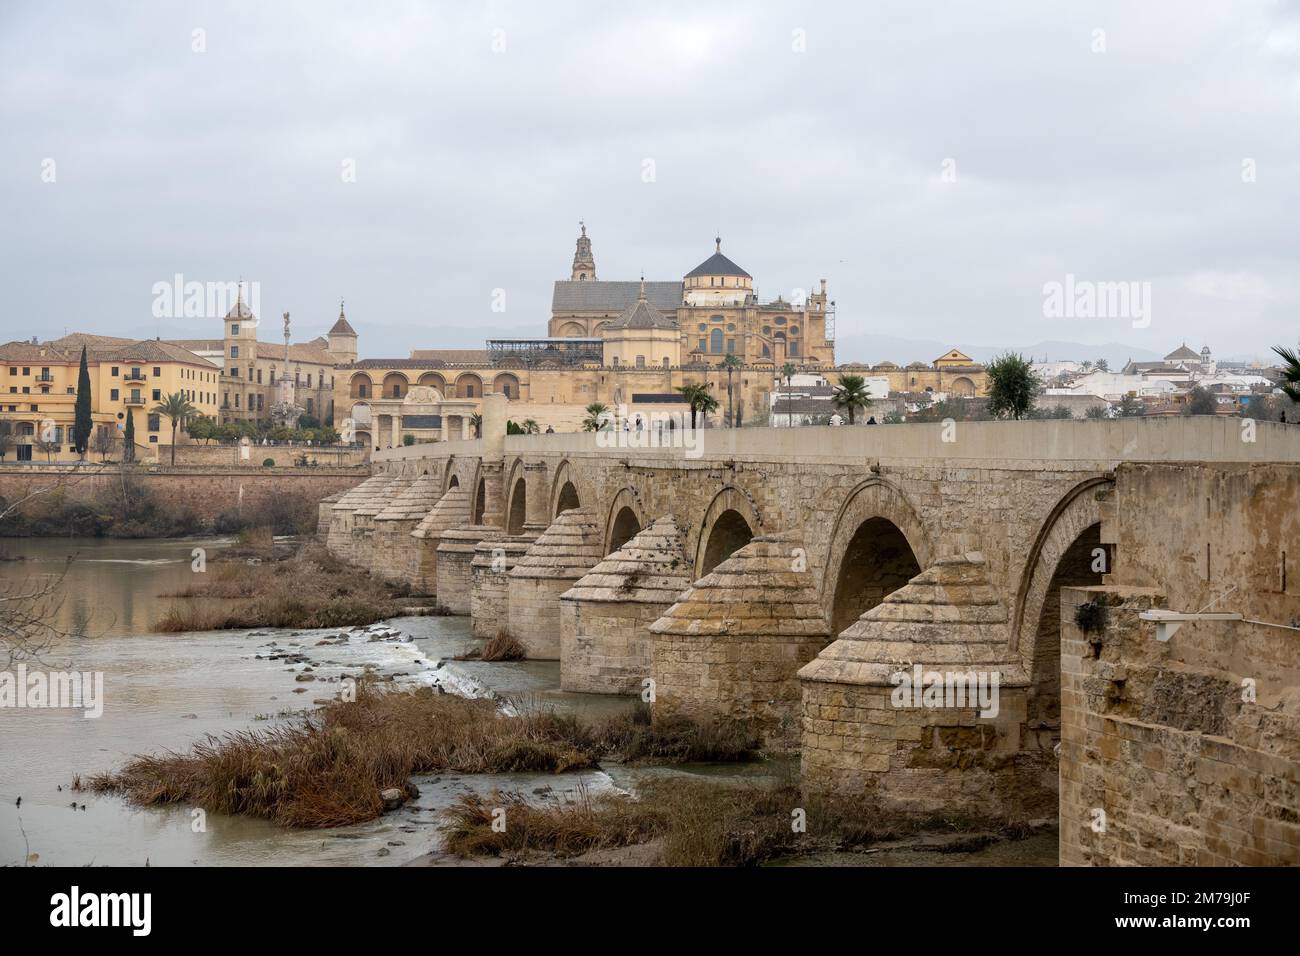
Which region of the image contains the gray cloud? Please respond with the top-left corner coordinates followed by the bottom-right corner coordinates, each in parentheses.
top-left (1, 0), bottom-right (1297, 360)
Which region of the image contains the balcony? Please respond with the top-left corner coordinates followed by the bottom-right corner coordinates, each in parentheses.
top-left (124, 395), bottom-right (146, 406)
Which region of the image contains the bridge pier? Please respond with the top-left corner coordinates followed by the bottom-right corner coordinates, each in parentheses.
top-left (410, 482), bottom-right (471, 594)
top-left (470, 532), bottom-right (537, 637)
top-left (371, 472), bottom-right (444, 584)
top-left (559, 515), bottom-right (691, 695)
top-left (799, 552), bottom-right (1042, 817)
top-left (508, 507), bottom-right (604, 659)
top-left (351, 475), bottom-right (412, 572)
top-left (327, 473), bottom-right (396, 561)
top-left (436, 525), bottom-right (497, 615)
top-left (649, 530), bottom-right (830, 749)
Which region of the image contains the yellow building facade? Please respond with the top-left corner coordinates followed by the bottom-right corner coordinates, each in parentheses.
top-left (0, 335), bottom-right (221, 461)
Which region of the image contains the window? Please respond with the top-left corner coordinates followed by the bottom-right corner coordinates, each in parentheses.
top-left (307, 374), bottom-right (312, 387)
top-left (153, 367), bottom-right (161, 376)
top-left (111, 367), bottom-right (119, 376)
top-left (234, 394), bottom-right (240, 409)
top-left (663, 357), bottom-right (670, 368)
top-left (230, 346), bottom-right (239, 358)
top-left (709, 329), bottom-right (724, 353)
top-left (230, 367), bottom-right (239, 378)
top-left (636, 355), bottom-right (646, 368)
top-left (149, 436), bottom-right (158, 443)
top-left (698, 338), bottom-right (706, 351)
top-left (152, 389), bottom-right (160, 401)
top-left (230, 324), bottom-right (239, 335)
top-left (726, 339), bottom-right (735, 353)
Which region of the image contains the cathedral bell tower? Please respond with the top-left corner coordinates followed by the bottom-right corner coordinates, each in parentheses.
top-left (571, 221), bottom-right (596, 281)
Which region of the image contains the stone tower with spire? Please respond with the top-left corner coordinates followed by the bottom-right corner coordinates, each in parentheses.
top-left (327, 299), bottom-right (358, 364)
top-left (571, 221), bottom-right (596, 281)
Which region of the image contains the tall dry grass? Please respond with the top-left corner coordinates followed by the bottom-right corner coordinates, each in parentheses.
top-left (85, 684), bottom-right (770, 831)
top-left (154, 540), bottom-right (420, 632)
top-left (86, 683), bottom-right (598, 828)
top-left (442, 779), bottom-right (1009, 866)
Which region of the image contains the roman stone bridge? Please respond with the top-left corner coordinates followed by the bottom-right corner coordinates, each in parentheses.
top-left (321, 398), bottom-right (1300, 865)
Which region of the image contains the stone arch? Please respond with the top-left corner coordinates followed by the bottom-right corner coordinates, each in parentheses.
top-left (1011, 477), bottom-right (1113, 658)
top-left (455, 372), bottom-right (484, 399)
top-left (950, 376), bottom-right (975, 397)
top-left (557, 322), bottom-right (585, 337)
top-left (603, 486), bottom-right (646, 554)
top-left (821, 479), bottom-right (932, 633)
top-left (472, 475), bottom-right (487, 524)
top-left (417, 371), bottom-right (447, 392)
top-left (493, 372), bottom-right (521, 400)
top-left (382, 371), bottom-right (410, 399)
top-left (548, 460), bottom-right (580, 518)
top-left (695, 486), bottom-right (762, 578)
top-left (441, 457), bottom-right (460, 492)
top-left (349, 372), bottom-right (374, 398)
top-left (504, 459), bottom-right (528, 534)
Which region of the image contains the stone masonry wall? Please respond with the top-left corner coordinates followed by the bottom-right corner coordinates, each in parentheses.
top-left (1059, 584), bottom-right (1300, 866)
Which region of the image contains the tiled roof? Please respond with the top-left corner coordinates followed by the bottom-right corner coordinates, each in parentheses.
top-left (685, 249), bottom-right (751, 279)
top-left (552, 280), bottom-right (682, 313)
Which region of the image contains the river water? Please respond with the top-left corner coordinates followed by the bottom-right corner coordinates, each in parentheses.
top-left (0, 536), bottom-right (645, 867)
top-left (0, 537), bottom-right (1056, 867)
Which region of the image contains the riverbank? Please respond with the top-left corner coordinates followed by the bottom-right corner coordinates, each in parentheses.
top-left (153, 537), bottom-right (442, 632)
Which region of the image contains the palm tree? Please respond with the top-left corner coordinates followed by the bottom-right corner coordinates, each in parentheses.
top-left (521, 418), bottom-right (540, 434)
top-left (675, 383), bottom-right (718, 428)
top-left (832, 374), bottom-right (870, 425)
top-left (780, 362), bottom-right (796, 427)
top-left (1273, 346), bottom-right (1300, 403)
top-left (470, 413), bottom-right (482, 438)
top-left (721, 353), bottom-right (741, 427)
top-left (581, 403), bottom-right (610, 432)
top-left (1080, 360), bottom-right (1093, 373)
top-left (152, 391), bottom-right (198, 465)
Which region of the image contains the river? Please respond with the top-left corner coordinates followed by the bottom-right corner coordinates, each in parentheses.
top-left (0, 536), bottom-right (1055, 867)
top-left (0, 536), bottom-right (646, 867)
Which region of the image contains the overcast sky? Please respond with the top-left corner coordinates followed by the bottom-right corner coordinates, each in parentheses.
top-left (1, 1), bottom-right (1297, 362)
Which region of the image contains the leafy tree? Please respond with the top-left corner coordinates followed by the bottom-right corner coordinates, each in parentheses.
top-left (123, 411), bottom-right (135, 462)
top-left (1084, 404), bottom-right (1109, 420)
top-left (73, 345), bottom-right (92, 458)
top-left (721, 353), bottom-right (741, 427)
top-left (779, 362), bottom-right (796, 426)
top-left (581, 403), bottom-right (611, 432)
top-left (1184, 386), bottom-right (1219, 416)
top-left (0, 425), bottom-right (12, 461)
top-left (675, 383), bottom-right (718, 428)
top-left (831, 374), bottom-right (871, 424)
top-left (1030, 403), bottom-right (1074, 420)
top-left (882, 409), bottom-right (906, 424)
top-left (1117, 394), bottom-right (1144, 418)
top-left (186, 415), bottom-right (217, 444)
top-left (151, 391), bottom-right (197, 465)
top-left (985, 353), bottom-right (1038, 420)
top-left (1274, 345), bottom-right (1300, 404)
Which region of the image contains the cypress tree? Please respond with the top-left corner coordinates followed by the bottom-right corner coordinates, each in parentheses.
top-left (73, 345), bottom-right (92, 457)
top-left (123, 410), bottom-right (135, 463)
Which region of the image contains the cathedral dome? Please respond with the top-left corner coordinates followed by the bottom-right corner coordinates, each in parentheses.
top-left (685, 237), bottom-right (751, 279)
